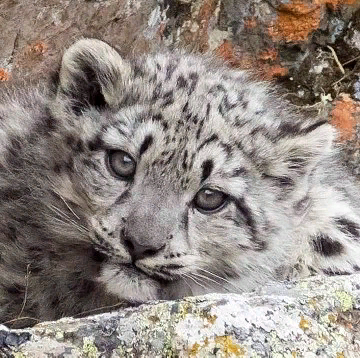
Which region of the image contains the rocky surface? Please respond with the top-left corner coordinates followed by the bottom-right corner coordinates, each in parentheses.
top-left (0, 274), bottom-right (359, 357)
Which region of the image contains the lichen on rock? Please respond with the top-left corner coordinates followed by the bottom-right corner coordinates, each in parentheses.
top-left (2, 274), bottom-right (359, 357)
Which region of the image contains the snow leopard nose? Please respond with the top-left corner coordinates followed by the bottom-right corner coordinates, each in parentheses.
top-left (122, 229), bottom-right (165, 261)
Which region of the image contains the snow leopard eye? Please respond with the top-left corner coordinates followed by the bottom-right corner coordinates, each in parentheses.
top-left (107, 150), bottom-right (136, 179)
top-left (194, 189), bottom-right (228, 213)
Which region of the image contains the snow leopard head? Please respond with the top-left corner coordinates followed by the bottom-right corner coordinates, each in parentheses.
top-left (49, 39), bottom-right (334, 301)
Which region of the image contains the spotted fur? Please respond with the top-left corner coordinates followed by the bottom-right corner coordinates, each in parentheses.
top-left (1, 39), bottom-right (360, 328)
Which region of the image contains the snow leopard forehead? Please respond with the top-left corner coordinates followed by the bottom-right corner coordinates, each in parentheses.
top-left (52, 39), bottom-right (333, 195)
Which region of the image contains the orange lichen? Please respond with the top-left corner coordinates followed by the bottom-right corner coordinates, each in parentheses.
top-left (215, 41), bottom-right (289, 79)
top-left (299, 316), bottom-right (311, 330)
top-left (215, 40), bottom-right (257, 69)
top-left (26, 41), bottom-right (48, 55)
top-left (189, 342), bottom-right (201, 356)
top-left (215, 40), bottom-right (242, 67)
top-left (259, 49), bottom-right (278, 61)
top-left (263, 64), bottom-right (289, 78)
top-left (215, 336), bottom-right (246, 357)
top-left (196, 0), bottom-right (219, 52)
top-left (269, 1), bottom-right (322, 43)
top-left (244, 17), bottom-right (257, 29)
top-left (315, 0), bottom-right (358, 5)
top-left (331, 94), bottom-right (358, 141)
top-left (0, 69), bottom-right (10, 81)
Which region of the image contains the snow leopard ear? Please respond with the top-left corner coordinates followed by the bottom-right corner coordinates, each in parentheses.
top-left (57, 38), bottom-right (131, 113)
top-left (265, 120), bottom-right (336, 181)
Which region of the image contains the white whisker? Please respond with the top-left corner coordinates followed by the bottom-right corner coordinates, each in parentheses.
top-left (59, 195), bottom-right (81, 220)
top-left (182, 273), bottom-right (208, 291)
top-left (195, 266), bottom-right (240, 292)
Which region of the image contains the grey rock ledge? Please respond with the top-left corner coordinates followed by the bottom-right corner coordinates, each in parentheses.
top-left (2, 274), bottom-right (360, 357)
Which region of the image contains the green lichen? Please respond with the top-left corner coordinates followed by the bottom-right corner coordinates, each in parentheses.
top-left (335, 291), bottom-right (354, 312)
top-left (177, 302), bottom-right (192, 319)
top-left (55, 330), bottom-right (65, 341)
top-left (82, 337), bottom-right (99, 358)
top-left (162, 332), bottom-right (177, 358)
top-left (13, 354), bottom-right (26, 358)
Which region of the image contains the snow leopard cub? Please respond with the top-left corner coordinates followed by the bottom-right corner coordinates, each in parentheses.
top-left (0, 39), bottom-right (360, 328)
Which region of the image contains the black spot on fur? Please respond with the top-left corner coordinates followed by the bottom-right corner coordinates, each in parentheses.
top-left (322, 269), bottom-right (351, 276)
top-left (139, 135), bottom-right (153, 156)
top-left (163, 151), bottom-right (175, 166)
top-left (114, 189), bottom-right (131, 205)
top-left (201, 159), bottom-right (213, 182)
top-left (182, 150), bottom-right (188, 170)
top-left (77, 279), bottom-right (96, 297)
top-left (162, 122), bottom-right (169, 131)
top-left (0, 188), bottom-right (29, 201)
top-left (234, 197), bottom-right (263, 249)
top-left (209, 84), bottom-right (226, 95)
top-left (300, 120), bottom-right (328, 135)
top-left (188, 152), bottom-right (196, 170)
top-left (153, 113), bottom-right (163, 122)
top-left (181, 211), bottom-right (189, 230)
top-left (312, 234), bottom-right (344, 256)
top-left (76, 139), bottom-right (85, 152)
top-left (262, 174), bottom-right (294, 188)
top-left (7, 224), bottom-right (18, 242)
top-left (119, 93), bottom-right (141, 108)
top-left (335, 217), bottom-right (359, 239)
top-left (219, 141), bottom-right (233, 157)
top-left (287, 157), bottom-right (307, 170)
top-left (218, 94), bottom-right (237, 116)
top-left (293, 196), bottom-right (310, 213)
top-left (65, 157), bottom-right (74, 172)
top-left (50, 296), bottom-right (60, 309)
top-left (188, 72), bottom-right (199, 95)
top-left (66, 135), bottom-right (76, 147)
top-left (152, 83), bottom-right (162, 102)
top-left (161, 90), bottom-right (174, 108)
top-left (230, 167), bottom-right (247, 177)
top-left (92, 248), bottom-right (107, 263)
top-left (241, 101), bottom-right (248, 109)
top-left (198, 134), bottom-right (218, 151)
top-left (254, 109), bottom-right (266, 116)
top-left (177, 75), bottom-right (188, 89)
top-left (278, 122), bottom-right (301, 136)
top-left (87, 134), bottom-right (103, 151)
top-left (40, 108), bottom-right (58, 133)
top-left (133, 64), bottom-right (144, 78)
top-left (166, 63), bottom-right (177, 80)
top-left (9, 136), bottom-right (22, 152)
top-left (6, 284), bottom-right (24, 295)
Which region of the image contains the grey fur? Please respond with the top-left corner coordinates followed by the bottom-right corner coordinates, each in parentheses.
top-left (1, 39), bottom-right (360, 328)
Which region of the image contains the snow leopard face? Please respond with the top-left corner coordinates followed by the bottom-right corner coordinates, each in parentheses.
top-left (46, 39), bottom-right (337, 301)
top-left (2, 38), bottom-right (360, 327)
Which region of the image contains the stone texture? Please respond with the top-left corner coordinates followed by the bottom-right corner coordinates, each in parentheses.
top-left (1, 274), bottom-right (360, 357)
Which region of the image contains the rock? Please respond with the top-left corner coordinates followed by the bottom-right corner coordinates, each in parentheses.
top-left (3, 274), bottom-right (360, 357)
